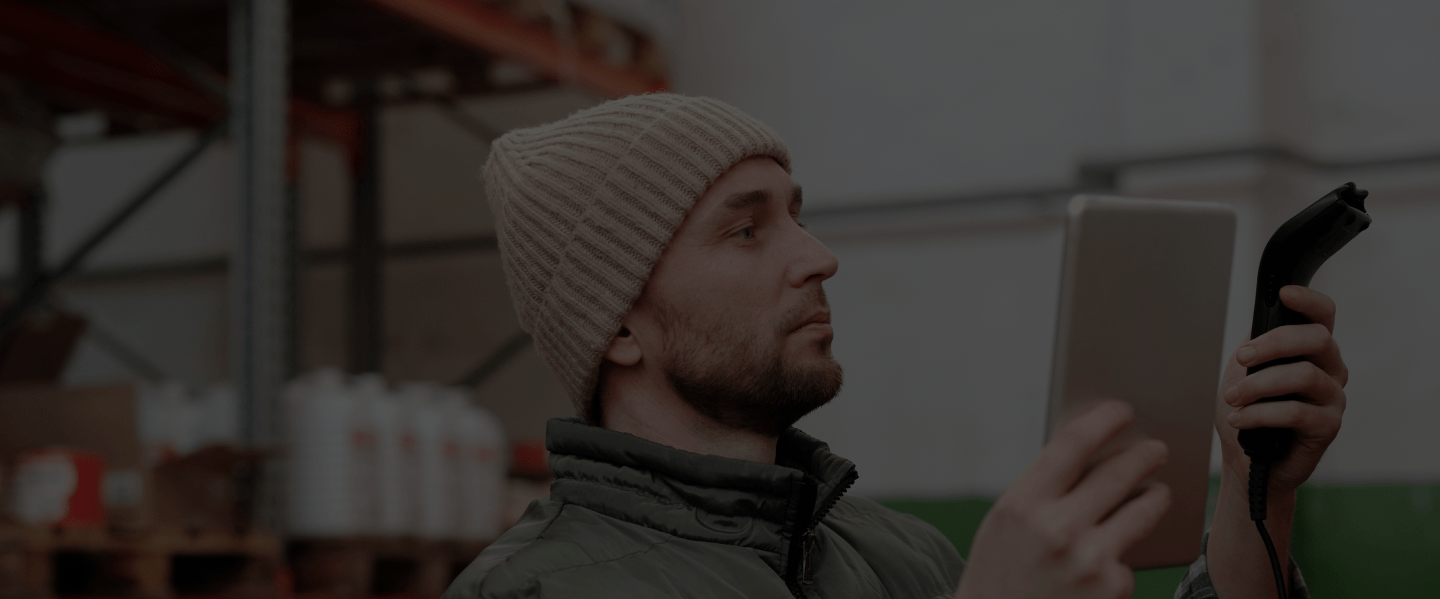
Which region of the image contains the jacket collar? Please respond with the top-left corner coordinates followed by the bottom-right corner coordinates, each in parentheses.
top-left (545, 417), bottom-right (859, 580)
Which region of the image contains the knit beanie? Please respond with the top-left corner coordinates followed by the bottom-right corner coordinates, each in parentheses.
top-left (482, 93), bottom-right (792, 423)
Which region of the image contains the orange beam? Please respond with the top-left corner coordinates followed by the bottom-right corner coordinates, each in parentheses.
top-left (0, 1), bottom-right (220, 127)
top-left (290, 99), bottom-right (363, 162)
top-left (364, 0), bottom-right (667, 98)
top-left (0, 2), bottom-right (357, 154)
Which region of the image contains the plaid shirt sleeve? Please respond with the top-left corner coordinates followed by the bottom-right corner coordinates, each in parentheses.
top-left (1174, 533), bottom-right (1309, 599)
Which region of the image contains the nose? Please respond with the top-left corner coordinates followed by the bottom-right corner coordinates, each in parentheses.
top-left (785, 223), bottom-right (839, 288)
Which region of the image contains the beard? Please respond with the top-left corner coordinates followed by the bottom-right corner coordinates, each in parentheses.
top-left (652, 288), bottom-right (844, 437)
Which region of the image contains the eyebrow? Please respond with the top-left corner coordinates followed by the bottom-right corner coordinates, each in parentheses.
top-left (711, 184), bottom-right (805, 228)
top-left (721, 189), bottom-right (769, 214)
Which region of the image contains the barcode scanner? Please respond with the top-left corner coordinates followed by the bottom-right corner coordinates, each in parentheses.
top-left (1240, 182), bottom-right (1371, 462)
top-left (1240, 182), bottom-right (1370, 599)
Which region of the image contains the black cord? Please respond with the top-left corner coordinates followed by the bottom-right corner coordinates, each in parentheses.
top-left (1255, 520), bottom-right (1287, 599)
top-left (1247, 458), bottom-right (1287, 599)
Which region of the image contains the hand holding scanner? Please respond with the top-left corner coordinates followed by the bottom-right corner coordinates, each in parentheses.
top-left (1240, 182), bottom-right (1370, 599)
top-left (1239, 182), bottom-right (1371, 462)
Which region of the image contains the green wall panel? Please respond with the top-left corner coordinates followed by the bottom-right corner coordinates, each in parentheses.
top-left (1290, 483), bottom-right (1440, 598)
top-left (872, 497), bottom-right (992, 559)
top-left (878, 481), bottom-right (1440, 599)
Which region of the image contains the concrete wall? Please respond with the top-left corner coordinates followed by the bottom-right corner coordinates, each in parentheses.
top-left (675, 0), bottom-right (1440, 495)
top-left (803, 208), bottom-right (1067, 497)
top-left (675, 0), bottom-right (1261, 207)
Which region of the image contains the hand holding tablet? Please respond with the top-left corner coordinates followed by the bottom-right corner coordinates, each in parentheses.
top-left (1043, 195), bottom-right (1237, 570)
top-left (958, 195), bottom-right (1237, 598)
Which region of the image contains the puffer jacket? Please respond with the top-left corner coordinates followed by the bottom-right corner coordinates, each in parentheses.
top-left (443, 417), bottom-right (965, 599)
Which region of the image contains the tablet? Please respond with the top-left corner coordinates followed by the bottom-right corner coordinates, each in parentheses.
top-left (1045, 195), bottom-right (1236, 570)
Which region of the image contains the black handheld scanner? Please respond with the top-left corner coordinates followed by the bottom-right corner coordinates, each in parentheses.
top-left (1238, 182), bottom-right (1371, 461)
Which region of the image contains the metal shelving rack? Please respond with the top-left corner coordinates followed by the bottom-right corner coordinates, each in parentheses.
top-left (0, 0), bottom-right (664, 594)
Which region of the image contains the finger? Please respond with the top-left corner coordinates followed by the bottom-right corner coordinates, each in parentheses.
top-left (1233, 323), bottom-right (1348, 384)
top-left (1090, 482), bottom-right (1172, 558)
top-left (1278, 285), bottom-right (1337, 332)
top-left (1023, 401), bottom-right (1135, 498)
top-left (1061, 439), bottom-right (1168, 524)
top-left (1227, 400), bottom-right (1343, 441)
top-left (1224, 361), bottom-right (1345, 409)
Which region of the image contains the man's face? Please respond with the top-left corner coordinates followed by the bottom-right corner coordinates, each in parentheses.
top-left (629, 156), bottom-right (843, 436)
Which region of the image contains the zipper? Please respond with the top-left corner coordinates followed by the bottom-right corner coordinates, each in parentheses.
top-left (787, 464), bottom-right (860, 597)
top-left (799, 528), bottom-right (818, 585)
top-left (813, 468), bottom-right (859, 526)
top-left (786, 479), bottom-right (818, 598)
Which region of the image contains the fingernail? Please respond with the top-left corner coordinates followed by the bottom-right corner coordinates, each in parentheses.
top-left (1227, 410), bottom-right (1241, 425)
top-left (1237, 346), bottom-right (1255, 365)
top-left (1224, 385), bottom-right (1239, 405)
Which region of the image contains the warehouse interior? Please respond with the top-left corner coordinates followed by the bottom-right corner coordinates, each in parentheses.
top-left (1, 0), bottom-right (1437, 597)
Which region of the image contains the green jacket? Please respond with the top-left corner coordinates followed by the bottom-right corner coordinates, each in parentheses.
top-left (444, 418), bottom-right (965, 599)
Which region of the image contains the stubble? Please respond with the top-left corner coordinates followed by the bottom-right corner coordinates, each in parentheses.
top-left (653, 288), bottom-right (844, 437)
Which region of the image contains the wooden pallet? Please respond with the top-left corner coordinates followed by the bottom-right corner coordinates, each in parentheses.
top-left (0, 525), bottom-right (282, 598)
top-left (287, 538), bottom-right (487, 598)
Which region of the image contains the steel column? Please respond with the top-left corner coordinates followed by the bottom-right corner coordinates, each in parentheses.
top-left (17, 189), bottom-right (44, 296)
top-left (230, 0), bottom-right (290, 530)
top-left (284, 183), bottom-right (302, 381)
top-left (348, 85), bottom-right (384, 374)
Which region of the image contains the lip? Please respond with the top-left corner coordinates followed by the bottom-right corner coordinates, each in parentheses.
top-left (797, 322), bottom-right (833, 336)
top-left (793, 311), bottom-right (831, 332)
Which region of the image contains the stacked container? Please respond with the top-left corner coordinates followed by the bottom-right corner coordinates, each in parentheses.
top-left (284, 369), bottom-right (378, 536)
top-left (405, 383), bottom-right (454, 539)
top-left (444, 387), bottom-right (507, 542)
top-left (357, 373), bottom-right (416, 536)
top-left (136, 380), bottom-right (200, 464)
top-left (133, 370), bottom-right (511, 540)
top-left (193, 383), bottom-right (239, 449)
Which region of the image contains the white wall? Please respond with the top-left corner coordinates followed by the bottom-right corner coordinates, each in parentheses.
top-left (675, 0), bottom-right (1262, 207)
top-left (799, 207), bottom-right (1066, 497)
top-left (1303, 191), bottom-right (1440, 484)
top-left (1303, 0), bottom-right (1440, 157)
top-left (676, 0), bottom-right (1440, 495)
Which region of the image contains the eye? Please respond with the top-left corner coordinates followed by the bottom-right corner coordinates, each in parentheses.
top-left (736, 226), bottom-right (755, 240)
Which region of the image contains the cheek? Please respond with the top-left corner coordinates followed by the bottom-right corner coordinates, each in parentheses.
top-left (649, 245), bottom-right (794, 346)
top-left (674, 255), bottom-right (779, 312)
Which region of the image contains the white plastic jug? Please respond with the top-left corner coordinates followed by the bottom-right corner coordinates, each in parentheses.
top-left (442, 387), bottom-right (508, 542)
top-left (405, 382), bottom-right (455, 539)
top-left (284, 369), bottom-right (378, 536)
top-left (356, 373), bottom-right (416, 536)
top-left (193, 383), bottom-right (240, 449)
top-left (136, 380), bottom-right (199, 463)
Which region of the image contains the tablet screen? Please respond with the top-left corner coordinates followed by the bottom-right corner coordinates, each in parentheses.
top-left (1046, 195), bottom-right (1236, 570)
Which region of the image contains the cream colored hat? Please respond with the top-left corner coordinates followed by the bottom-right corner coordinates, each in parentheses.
top-left (483, 93), bottom-right (791, 422)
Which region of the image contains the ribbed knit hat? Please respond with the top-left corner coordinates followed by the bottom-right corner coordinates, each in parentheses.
top-left (483, 93), bottom-right (792, 422)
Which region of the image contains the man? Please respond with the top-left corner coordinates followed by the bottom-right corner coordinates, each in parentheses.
top-left (445, 94), bottom-right (1348, 598)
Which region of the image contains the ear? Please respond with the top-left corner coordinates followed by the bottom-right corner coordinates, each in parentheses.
top-left (604, 322), bottom-right (643, 367)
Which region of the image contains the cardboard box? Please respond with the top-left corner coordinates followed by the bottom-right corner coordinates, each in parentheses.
top-left (0, 383), bottom-right (140, 469)
top-left (0, 383), bottom-right (146, 529)
top-left (150, 446), bottom-right (261, 533)
top-left (0, 384), bottom-right (262, 534)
